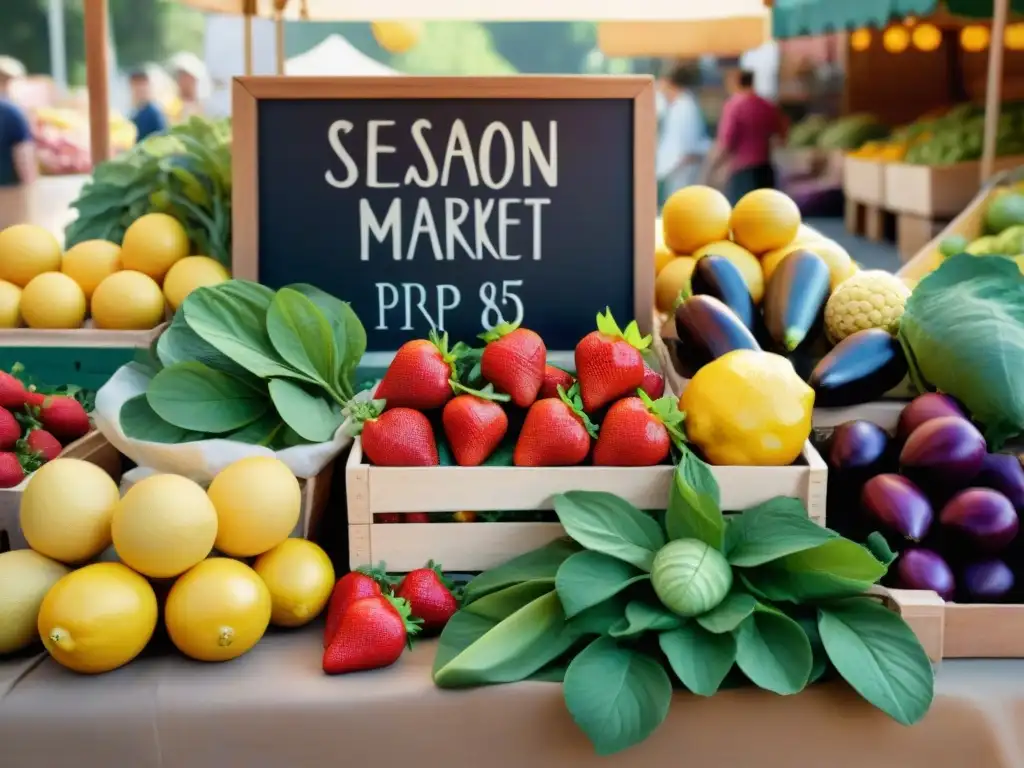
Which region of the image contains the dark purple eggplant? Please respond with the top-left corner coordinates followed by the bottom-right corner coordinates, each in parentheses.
top-left (899, 416), bottom-right (986, 486)
top-left (861, 474), bottom-right (934, 541)
top-left (939, 488), bottom-right (1019, 551)
top-left (689, 255), bottom-right (758, 332)
top-left (974, 453), bottom-right (1024, 510)
top-left (897, 548), bottom-right (955, 600)
top-left (672, 294), bottom-right (760, 378)
top-left (828, 420), bottom-right (890, 470)
top-left (896, 393), bottom-right (966, 441)
top-left (808, 329), bottom-right (908, 407)
top-left (961, 559), bottom-right (1015, 601)
top-left (763, 250), bottom-right (831, 353)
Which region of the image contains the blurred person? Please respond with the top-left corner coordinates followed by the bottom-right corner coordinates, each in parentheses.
top-left (0, 56), bottom-right (35, 229)
top-left (656, 63), bottom-right (710, 201)
top-left (168, 53), bottom-right (210, 122)
top-left (703, 69), bottom-right (787, 203)
top-left (129, 69), bottom-right (168, 143)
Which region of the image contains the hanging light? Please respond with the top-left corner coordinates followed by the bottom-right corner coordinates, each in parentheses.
top-left (883, 25), bottom-right (910, 53)
top-left (904, 15), bottom-right (918, 27)
top-left (850, 28), bottom-right (872, 51)
top-left (960, 25), bottom-right (990, 52)
top-left (912, 23), bottom-right (942, 52)
top-left (1006, 23), bottom-right (1024, 50)
top-left (372, 22), bottom-right (424, 54)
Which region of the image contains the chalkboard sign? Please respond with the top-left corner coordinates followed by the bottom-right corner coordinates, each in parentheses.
top-left (232, 77), bottom-right (655, 354)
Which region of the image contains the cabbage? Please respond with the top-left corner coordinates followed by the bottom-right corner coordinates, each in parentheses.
top-left (898, 254), bottom-right (1024, 447)
top-left (650, 539), bottom-right (732, 617)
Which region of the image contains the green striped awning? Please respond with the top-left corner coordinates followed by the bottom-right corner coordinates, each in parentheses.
top-left (772, 0), bottom-right (1024, 38)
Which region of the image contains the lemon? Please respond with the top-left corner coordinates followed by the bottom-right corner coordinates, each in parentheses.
top-left (20, 272), bottom-right (87, 329)
top-left (730, 189), bottom-right (802, 254)
top-left (120, 213), bottom-right (190, 281)
top-left (654, 256), bottom-right (697, 313)
top-left (20, 458), bottom-right (122, 564)
top-left (90, 270), bottom-right (166, 330)
top-left (61, 240), bottom-right (121, 299)
top-left (693, 241), bottom-right (765, 304)
top-left (0, 224), bottom-right (62, 287)
top-left (253, 539), bottom-right (335, 627)
top-left (207, 457), bottom-right (302, 558)
top-left (165, 558), bottom-right (272, 662)
top-left (162, 256), bottom-right (230, 310)
top-left (0, 279), bottom-right (21, 327)
top-left (0, 550), bottom-right (69, 655)
top-left (111, 473), bottom-right (218, 579)
top-left (38, 562), bottom-right (158, 674)
top-left (662, 186), bottom-right (732, 254)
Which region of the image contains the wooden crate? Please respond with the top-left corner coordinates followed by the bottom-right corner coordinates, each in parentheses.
top-left (0, 324), bottom-right (167, 349)
top-left (884, 156), bottom-right (1024, 219)
top-left (843, 156), bottom-right (887, 205)
top-left (811, 400), bottom-right (908, 439)
top-left (896, 212), bottom-right (949, 262)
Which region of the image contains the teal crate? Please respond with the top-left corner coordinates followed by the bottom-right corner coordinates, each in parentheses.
top-left (0, 346), bottom-right (137, 391)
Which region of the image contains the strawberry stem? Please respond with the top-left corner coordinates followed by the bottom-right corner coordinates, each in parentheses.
top-left (558, 383), bottom-right (599, 440)
top-left (383, 593), bottom-right (424, 641)
top-left (639, 390), bottom-right (688, 452)
top-left (343, 399), bottom-right (385, 437)
top-left (477, 322), bottom-right (520, 343)
top-left (595, 308), bottom-right (652, 351)
top-left (449, 380), bottom-right (511, 403)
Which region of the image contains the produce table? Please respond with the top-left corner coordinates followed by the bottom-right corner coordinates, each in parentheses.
top-left (0, 627), bottom-right (1020, 768)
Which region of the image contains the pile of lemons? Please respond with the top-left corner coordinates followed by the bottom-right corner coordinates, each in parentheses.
top-left (0, 455), bottom-right (335, 674)
top-left (0, 214), bottom-right (229, 331)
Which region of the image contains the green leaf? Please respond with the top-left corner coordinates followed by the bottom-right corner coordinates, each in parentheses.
top-left (157, 312), bottom-right (251, 380)
top-left (119, 394), bottom-right (210, 444)
top-left (767, 539), bottom-right (887, 600)
top-left (555, 551), bottom-right (649, 618)
top-left (463, 581), bottom-right (556, 622)
top-left (146, 361), bottom-right (269, 434)
top-left (724, 498), bottom-right (836, 567)
top-left (267, 378), bottom-right (344, 443)
top-left (696, 591), bottom-right (757, 634)
top-left (865, 532), bottom-right (898, 566)
top-left (818, 598), bottom-right (934, 726)
top-left (666, 450), bottom-right (724, 550)
top-left (797, 615), bottom-right (829, 684)
top-left (554, 491), bottom-right (665, 571)
top-left (290, 284), bottom-right (367, 394)
top-left (432, 611), bottom-right (500, 677)
top-left (659, 624), bottom-right (736, 696)
top-left (570, 596), bottom-right (630, 636)
top-left (266, 288), bottom-right (339, 394)
top-left (735, 606), bottom-right (813, 695)
top-left (609, 601), bottom-right (681, 638)
top-left (462, 539), bottom-right (581, 605)
top-left (563, 637), bottom-right (672, 756)
top-left (225, 410), bottom-right (286, 445)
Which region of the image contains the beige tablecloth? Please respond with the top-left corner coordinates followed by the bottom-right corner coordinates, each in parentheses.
top-left (2, 627), bottom-right (1023, 768)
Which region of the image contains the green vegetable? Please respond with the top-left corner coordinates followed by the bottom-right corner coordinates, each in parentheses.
top-left (938, 234), bottom-right (970, 258)
top-left (435, 449), bottom-right (934, 755)
top-left (899, 254), bottom-right (1024, 447)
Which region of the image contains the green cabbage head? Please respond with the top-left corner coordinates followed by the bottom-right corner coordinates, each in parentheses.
top-left (650, 538), bottom-right (732, 617)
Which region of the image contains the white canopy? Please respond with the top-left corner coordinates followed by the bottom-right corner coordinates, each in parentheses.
top-left (285, 35), bottom-right (397, 76)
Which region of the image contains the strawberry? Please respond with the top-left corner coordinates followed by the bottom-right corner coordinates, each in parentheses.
top-left (538, 365), bottom-right (575, 400)
top-left (322, 594), bottom-right (421, 675)
top-left (375, 330), bottom-right (467, 411)
top-left (0, 371), bottom-right (29, 411)
top-left (33, 395), bottom-right (90, 442)
top-left (640, 363), bottom-right (666, 400)
top-left (0, 407), bottom-right (20, 450)
top-left (404, 513), bottom-right (431, 523)
top-left (0, 452), bottom-right (25, 488)
top-left (21, 429), bottom-right (61, 462)
top-left (442, 382), bottom-right (510, 467)
top-left (348, 401), bottom-right (439, 466)
top-left (514, 383), bottom-right (597, 467)
top-left (593, 392), bottom-right (686, 467)
top-left (323, 571), bottom-right (383, 647)
top-left (574, 308), bottom-right (652, 412)
top-left (478, 323), bottom-right (546, 407)
top-left (374, 513), bottom-right (402, 524)
top-left (395, 561), bottom-right (459, 634)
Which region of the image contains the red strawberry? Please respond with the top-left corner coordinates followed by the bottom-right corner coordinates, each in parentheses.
top-left (0, 407), bottom-right (20, 450)
top-left (575, 309), bottom-right (652, 412)
top-left (374, 513), bottom-right (402, 524)
top-left (375, 330), bottom-right (465, 411)
top-left (593, 392), bottom-right (686, 467)
top-left (22, 429), bottom-right (61, 462)
top-left (404, 513), bottom-right (431, 523)
top-left (442, 383), bottom-right (509, 467)
top-left (0, 371), bottom-right (29, 410)
top-left (34, 396), bottom-right (90, 442)
top-left (640, 363), bottom-right (665, 400)
top-left (478, 323), bottom-right (546, 407)
top-left (0, 452), bottom-right (25, 488)
top-left (514, 383), bottom-right (597, 467)
top-left (350, 401), bottom-right (439, 466)
top-left (395, 561), bottom-right (459, 634)
top-left (323, 571), bottom-right (383, 647)
top-left (322, 594), bottom-right (421, 675)
top-left (538, 365), bottom-right (575, 400)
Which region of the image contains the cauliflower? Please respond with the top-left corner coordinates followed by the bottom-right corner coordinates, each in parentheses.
top-left (824, 270), bottom-right (912, 345)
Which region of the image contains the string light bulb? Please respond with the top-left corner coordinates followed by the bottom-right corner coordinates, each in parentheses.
top-left (960, 25), bottom-right (990, 52)
top-left (883, 25), bottom-right (910, 53)
top-left (851, 28), bottom-right (872, 51)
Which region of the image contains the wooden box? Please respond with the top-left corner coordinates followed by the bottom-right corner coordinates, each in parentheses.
top-left (0, 324), bottom-right (167, 350)
top-left (884, 156), bottom-right (1024, 219)
top-left (811, 400), bottom-right (908, 438)
top-left (843, 157), bottom-right (887, 205)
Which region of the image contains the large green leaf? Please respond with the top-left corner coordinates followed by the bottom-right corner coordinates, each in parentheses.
top-left (659, 623), bottom-right (736, 696)
top-left (740, 539), bottom-right (888, 602)
top-left (735, 606), bottom-right (813, 695)
top-left (266, 287), bottom-right (338, 393)
top-left (724, 497), bottom-right (835, 567)
top-left (666, 449), bottom-right (724, 550)
top-left (146, 361), bottom-right (268, 433)
top-left (563, 637), bottom-right (672, 756)
top-left (290, 283), bottom-right (366, 396)
top-left (818, 598), bottom-right (934, 726)
top-left (268, 378), bottom-right (344, 443)
top-left (555, 551), bottom-right (649, 618)
top-left (463, 581), bottom-right (556, 622)
top-left (554, 491), bottom-right (665, 571)
top-left (609, 601), bottom-right (681, 638)
top-left (461, 539), bottom-right (580, 605)
top-left (157, 312), bottom-right (251, 380)
top-left (696, 591), bottom-right (757, 634)
top-left (119, 394), bottom-right (210, 443)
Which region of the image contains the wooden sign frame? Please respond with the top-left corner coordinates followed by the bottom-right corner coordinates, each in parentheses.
top-left (231, 76), bottom-right (657, 341)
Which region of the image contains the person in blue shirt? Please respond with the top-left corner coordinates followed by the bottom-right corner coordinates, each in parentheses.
top-left (129, 69), bottom-right (167, 144)
top-left (0, 56), bottom-right (36, 229)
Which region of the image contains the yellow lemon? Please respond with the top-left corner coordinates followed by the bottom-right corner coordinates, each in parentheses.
top-left (20, 272), bottom-right (87, 329)
top-left (0, 224), bottom-right (62, 287)
top-left (371, 21), bottom-right (423, 53)
top-left (0, 550), bottom-right (69, 655)
top-left (729, 189), bottom-right (802, 254)
top-left (90, 270), bottom-right (166, 330)
top-left (654, 241), bottom-right (677, 277)
top-left (165, 558), bottom-right (272, 662)
top-left (37, 563), bottom-right (158, 674)
top-left (120, 213), bottom-right (190, 281)
top-left (162, 256), bottom-right (230, 310)
top-left (111, 473), bottom-right (218, 579)
top-left (654, 256), bottom-right (697, 312)
top-left (662, 186), bottom-right (732, 254)
top-left (253, 539), bottom-right (335, 627)
top-left (693, 241), bottom-right (765, 303)
top-left (207, 456), bottom-right (302, 558)
top-left (0, 279), bottom-right (21, 327)
top-left (20, 458), bottom-right (122, 564)
top-left (60, 240), bottom-right (121, 299)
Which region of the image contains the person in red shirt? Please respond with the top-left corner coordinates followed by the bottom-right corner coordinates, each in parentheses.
top-left (704, 69), bottom-right (788, 203)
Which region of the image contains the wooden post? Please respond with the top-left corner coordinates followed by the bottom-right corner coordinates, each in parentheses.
top-left (981, 0), bottom-right (1009, 183)
top-left (83, 0), bottom-right (110, 165)
top-left (243, 0), bottom-right (256, 76)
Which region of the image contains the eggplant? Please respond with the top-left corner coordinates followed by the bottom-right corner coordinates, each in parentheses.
top-left (808, 329), bottom-right (908, 408)
top-left (828, 420), bottom-right (890, 471)
top-left (897, 548), bottom-right (955, 600)
top-left (899, 416), bottom-right (986, 486)
top-left (896, 393), bottom-right (965, 441)
top-left (672, 294), bottom-right (760, 378)
top-left (939, 488), bottom-right (1019, 551)
top-left (861, 474), bottom-right (934, 541)
top-left (974, 453), bottom-right (1024, 510)
top-left (763, 250), bottom-right (831, 353)
top-left (689, 255), bottom-right (758, 332)
top-left (962, 559), bottom-right (1015, 601)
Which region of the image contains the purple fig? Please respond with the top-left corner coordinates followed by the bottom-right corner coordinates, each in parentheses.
top-left (897, 548), bottom-right (954, 600)
top-left (899, 416), bottom-right (986, 486)
top-left (975, 453), bottom-right (1024, 510)
top-left (962, 559), bottom-right (1014, 601)
top-left (828, 420), bottom-right (890, 471)
top-left (896, 393), bottom-right (966, 441)
top-left (940, 488), bottom-right (1019, 551)
top-left (860, 474), bottom-right (933, 541)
